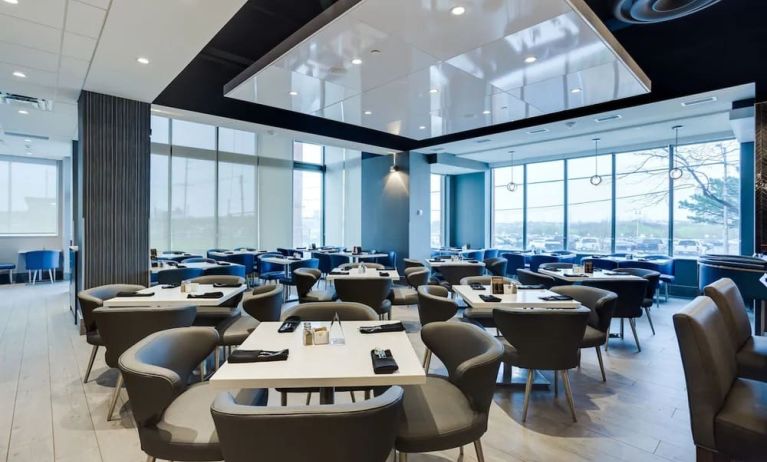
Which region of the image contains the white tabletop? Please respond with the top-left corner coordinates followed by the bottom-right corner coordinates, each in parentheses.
top-left (209, 321), bottom-right (426, 389)
top-left (261, 256), bottom-right (312, 266)
top-left (210, 250), bottom-right (266, 257)
top-left (102, 283), bottom-right (246, 307)
top-left (150, 262), bottom-right (244, 274)
top-left (328, 252), bottom-right (388, 259)
top-left (453, 285), bottom-right (581, 311)
top-left (539, 268), bottom-right (644, 282)
top-left (326, 267), bottom-right (400, 281)
top-left (425, 259), bottom-right (486, 268)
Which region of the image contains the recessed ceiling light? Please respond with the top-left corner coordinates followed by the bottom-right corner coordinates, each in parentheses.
top-left (681, 96), bottom-right (717, 107)
top-left (363, 110), bottom-right (372, 115)
top-left (289, 91), bottom-right (299, 96)
top-left (3, 0), bottom-right (19, 5)
top-left (351, 58), bottom-right (363, 65)
top-left (482, 110), bottom-right (491, 115)
top-left (12, 71), bottom-right (26, 78)
top-left (594, 114), bottom-right (622, 123)
top-left (524, 56), bottom-right (537, 64)
top-left (526, 128), bottom-right (549, 135)
top-left (24, 138), bottom-right (31, 142)
top-left (419, 125), bottom-right (426, 130)
top-left (570, 88), bottom-right (582, 94)
top-left (429, 88), bottom-right (439, 94)
top-left (18, 109), bottom-right (28, 115)
top-left (136, 57), bottom-right (149, 64)
top-left (450, 6), bottom-right (466, 15)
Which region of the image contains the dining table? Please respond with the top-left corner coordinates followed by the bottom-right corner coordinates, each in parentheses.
top-left (150, 261), bottom-right (245, 274)
top-left (326, 251), bottom-right (388, 264)
top-left (326, 266), bottom-right (401, 281)
top-left (424, 258), bottom-right (486, 268)
top-left (538, 268), bottom-right (645, 283)
top-left (102, 283), bottom-right (246, 308)
top-left (260, 255), bottom-right (313, 278)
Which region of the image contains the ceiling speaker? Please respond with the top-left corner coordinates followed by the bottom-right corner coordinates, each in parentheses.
top-left (614, 0), bottom-right (721, 24)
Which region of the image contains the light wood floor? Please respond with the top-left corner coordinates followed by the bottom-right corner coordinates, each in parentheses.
top-left (0, 282), bottom-right (696, 462)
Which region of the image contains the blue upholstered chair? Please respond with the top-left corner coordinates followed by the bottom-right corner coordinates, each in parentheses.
top-left (207, 249), bottom-right (229, 260)
top-left (182, 257), bottom-right (216, 264)
top-left (483, 249), bottom-right (499, 259)
top-left (0, 263), bottom-right (15, 284)
top-left (226, 253), bottom-right (256, 275)
top-left (529, 254), bottom-right (558, 273)
top-left (582, 257), bottom-right (618, 271)
top-left (156, 267), bottom-right (204, 285)
top-left (460, 250), bottom-right (485, 261)
top-left (551, 251), bottom-right (577, 263)
top-left (329, 254), bottom-right (350, 271)
top-left (24, 250), bottom-right (59, 284)
top-left (502, 252), bottom-right (527, 278)
top-left (698, 256), bottom-right (767, 327)
top-left (377, 250), bottom-right (397, 268)
top-left (312, 252), bottom-right (333, 277)
top-left (203, 265), bottom-right (247, 278)
top-left (258, 253), bottom-right (285, 282)
top-left (278, 258), bottom-right (320, 301)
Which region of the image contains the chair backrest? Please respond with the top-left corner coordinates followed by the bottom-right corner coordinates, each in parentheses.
top-left (614, 267), bottom-right (660, 299)
top-left (294, 268), bottom-right (321, 297)
top-left (459, 276), bottom-right (513, 286)
top-left (460, 250), bottom-right (485, 261)
top-left (289, 258), bottom-right (319, 273)
top-left (311, 252), bottom-right (333, 274)
top-left (24, 250), bottom-right (59, 270)
top-left (550, 285), bottom-right (618, 334)
top-left (280, 302), bottom-right (378, 321)
top-left (539, 262), bottom-right (574, 271)
top-left (436, 265), bottom-right (485, 286)
top-left (703, 278), bottom-right (752, 350)
top-left (182, 257), bottom-right (216, 264)
top-left (225, 253), bottom-right (256, 273)
top-left (119, 327), bottom-right (218, 427)
top-left (203, 264), bottom-right (247, 277)
top-left (403, 258), bottom-right (424, 269)
top-left (404, 267), bottom-right (430, 288)
top-left (257, 252), bottom-right (284, 274)
top-left (77, 284), bottom-right (146, 333)
top-left (673, 296), bottom-right (738, 449)
top-left (211, 386), bottom-right (403, 462)
top-left (494, 307), bottom-right (590, 370)
top-left (93, 305), bottom-right (197, 368)
top-left (484, 257), bottom-right (508, 276)
top-left (207, 249), bottom-right (229, 260)
top-left (583, 258), bottom-right (618, 271)
top-left (416, 285), bottom-right (457, 326)
top-left (329, 254), bottom-right (350, 270)
top-left (339, 262), bottom-right (384, 270)
top-left (580, 278), bottom-right (647, 318)
top-left (528, 254), bottom-right (558, 272)
top-left (380, 250), bottom-right (397, 268)
top-left (190, 275), bottom-right (245, 285)
top-left (483, 249), bottom-right (499, 259)
top-left (241, 285), bottom-right (284, 321)
top-left (157, 267), bottom-right (205, 285)
top-left (501, 252), bottom-right (527, 276)
top-left (333, 278), bottom-right (393, 313)
top-left (421, 322), bottom-right (503, 414)
top-left (515, 269), bottom-right (556, 289)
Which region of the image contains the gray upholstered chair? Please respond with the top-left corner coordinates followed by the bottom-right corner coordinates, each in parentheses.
top-left (395, 322), bottom-right (503, 462)
top-left (483, 257), bottom-right (507, 276)
top-left (119, 327), bottom-right (268, 462)
top-left (460, 276), bottom-right (513, 329)
top-left (389, 267), bottom-right (430, 306)
top-left (334, 277), bottom-right (393, 320)
top-left (550, 285), bottom-right (618, 382)
top-left (516, 268), bottom-right (557, 289)
top-left (339, 262), bottom-right (385, 270)
top-left (211, 386), bottom-right (404, 462)
top-left (459, 275), bottom-right (513, 286)
top-left (435, 264), bottom-right (484, 288)
top-left (93, 305), bottom-right (196, 421)
top-left (674, 296), bottom-right (767, 462)
top-left (704, 278), bottom-right (767, 382)
top-left (494, 307), bottom-right (590, 422)
top-left (613, 267), bottom-right (661, 334)
top-left (187, 275), bottom-right (244, 327)
top-left (77, 284), bottom-right (146, 383)
top-left (294, 267), bottom-right (335, 303)
top-left (581, 278), bottom-right (648, 352)
top-left (403, 258), bottom-right (425, 269)
top-left (416, 285), bottom-right (459, 370)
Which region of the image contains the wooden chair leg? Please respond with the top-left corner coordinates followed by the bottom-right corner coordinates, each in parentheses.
top-left (107, 373), bottom-right (124, 421)
top-left (84, 345), bottom-right (98, 383)
top-left (629, 318), bottom-right (641, 352)
top-left (645, 307), bottom-right (656, 335)
top-left (522, 369), bottom-right (534, 422)
top-left (595, 346), bottom-right (606, 382)
top-left (561, 370), bottom-right (577, 422)
top-left (474, 439), bottom-right (486, 462)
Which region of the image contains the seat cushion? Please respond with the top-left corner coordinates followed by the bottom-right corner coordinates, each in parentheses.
top-left (195, 306), bottom-right (239, 321)
top-left (216, 315), bottom-right (259, 346)
top-left (0, 263), bottom-right (15, 270)
top-left (580, 325), bottom-right (607, 348)
top-left (396, 376), bottom-right (486, 453)
top-left (390, 287), bottom-right (417, 305)
top-left (659, 274), bottom-right (674, 283)
top-left (144, 383), bottom-right (267, 461)
top-left (301, 289), bottom-right (336, 303)
top-left (737, 336), bottom-right (767, 382)
top-left (714, 378), bottom-right (767, 461)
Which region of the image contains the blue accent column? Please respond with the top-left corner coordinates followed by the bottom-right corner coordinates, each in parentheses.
top-left (741, 141), bottom-right (755, 256)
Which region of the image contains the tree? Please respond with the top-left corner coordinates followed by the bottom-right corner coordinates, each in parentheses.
top-left (678, 176), bottom-right (739, 228)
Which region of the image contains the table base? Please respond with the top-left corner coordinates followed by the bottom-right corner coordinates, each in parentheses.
top-left (495, 363), bottom-right (550, 390)
top-left (319, 387), bottom-right (335, 404)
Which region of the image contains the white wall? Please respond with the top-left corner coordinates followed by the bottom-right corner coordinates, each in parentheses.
top-left (324, 146), bottom-right (361, 248)
top-left (257, 134), bottom-right (293, 250)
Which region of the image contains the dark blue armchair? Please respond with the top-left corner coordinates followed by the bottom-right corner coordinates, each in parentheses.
top-left (24, 250), bottom-right (59, 284)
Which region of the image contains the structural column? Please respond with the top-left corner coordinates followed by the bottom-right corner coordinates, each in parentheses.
top-left (756, 102), bottom-right (767, 253)
top-left (77, 91), bottom-right (150, 288)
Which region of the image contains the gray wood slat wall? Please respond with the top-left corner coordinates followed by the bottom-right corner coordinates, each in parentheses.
top-left (756, 102), bottom-right (767, 252)
top-left (78, 91), bottom-right (150, 288)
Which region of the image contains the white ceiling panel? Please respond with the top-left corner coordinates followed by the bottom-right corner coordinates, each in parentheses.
top-left (77, 0), bottom-right (110, 9)
top-left (0, 0), bottom-right (66, 29)
top-left (0, 14), bottom-right (62, 54)
top-left (0, 62), bottom-right (58, 88)
top-left (225, 0), bottom-right (650, 140)
top-left (0, 42), bottom-right (60, 72)
top-left (65, 0), bottom-right (106, 38)
top-left (62, 31), bottom-right (97, 61)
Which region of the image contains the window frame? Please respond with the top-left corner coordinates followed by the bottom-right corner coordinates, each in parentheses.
top-left (292, 141), bottom-right (326, 247)
top-left (0, 154), bottom-right (61, 237)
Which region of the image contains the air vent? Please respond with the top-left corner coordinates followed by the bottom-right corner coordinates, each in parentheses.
top-left (681, 96), bottom-right (717, 107)
top-left (475, 138), bottom-right (492, 144)
top-left (594, 114), bottom-right (622, 123)
top-left (0, 91), bottom-right (54, 111)
top-left (526, 128), bottom-right (550, 135)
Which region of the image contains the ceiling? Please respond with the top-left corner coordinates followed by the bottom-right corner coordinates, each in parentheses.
top-left (157, 0), bottom-right (767, 151)
top-left (224, 0), bottom-right (650, 140)
top-left (0, 0), bottom-right (246, 159)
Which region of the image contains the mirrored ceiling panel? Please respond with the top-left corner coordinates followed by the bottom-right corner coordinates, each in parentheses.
top-left (225, 0), bottom-right (650, 141)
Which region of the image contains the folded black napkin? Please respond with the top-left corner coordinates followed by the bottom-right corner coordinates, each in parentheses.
top-left (479, 294), bottom-right (502, 302)
top-left (467, 260), bottom-right (479, 263)
top-left (161, 284), bottom-right (179, 289)
top-left (218, 262), bottom-right (231, 266)
top-left (517, 284), bottom-right (545, 290)
top-left (213, 282), bottom-right (242, 288)
top-left (225, 251), bottom-right (234, 254)
top-left (469, 283), bottom-right (485, 290)
top-left (382, 267), bottom-right (395, 271)
top-left (359, 322), bottom-right (405, 334)
top-left (379, 272), bottom-right (390, 277)
top-left (539, 295), bottom-right (574, 301)
top-left (187, 291), bottom-right (224, 299)
top-left (371, 349), bottom-right (399, 374)
top-left (115, 291), bottom-right (153, 297)
top-left (288, 256), bottom-right (300, 260)
top-left (563, 273), bottom-right (589, 278)
top-left (176, 264), bottom-right (187, 268)
top-left (279, 316), bottom-right (301, 333)
top-left (228, 349), bottom-right (289, 363)
top-left (330, 270), bottom-right (349, 275)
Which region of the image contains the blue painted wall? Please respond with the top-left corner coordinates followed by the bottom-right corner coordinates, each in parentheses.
top-left (741, 142), bottom-right (755, 256)
top-left (449, 172), bottom-right (486, 249)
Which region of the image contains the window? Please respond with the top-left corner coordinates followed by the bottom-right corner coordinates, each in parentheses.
top-left (218, 128), bottom-right (258, 248)
top-left (294, 141), bottom-right (323, 164)
top-left (150, 149), bottom-right (170, 252)
top-left (567, 155), bottom-right (613, 253)
top-left (430, 174), bottom-right (443, 248)
top-left (171, 119), bottom-right (216, 150)
top-left (673, 140), bottom-right (740, 256)
top-left (293, 169), bottom-right (323, 247)
top-left (492, 165), bottom-right (524, 249)
top-left (170, 146), bottom-right (216, 253)
top-left (615, 148), bottom-right (670, 255)
top-left (0, 157), bottom-right (58, 235)
top-left (526, 160), bottom-right (564, 251)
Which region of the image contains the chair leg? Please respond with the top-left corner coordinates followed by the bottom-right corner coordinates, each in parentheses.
top-left (349, 391), bottom-right (356, 403)
top-left (199, 360), bottom-right (207, 382)
top-left (49, 269), bottom-right (54, 283)
top-left (145, 456), bottom-right (156, 462)
top-left (645, 307), bottom-right (656, 335)
top-left (629, 318), bottom-right (641, 352)
top-left (620, 318), bottom-right (624, 338)
top-left (561, 370), bottom-right (577, 422)
top-left (365, 389), bottom-right (371, 400)
top-left (595, 346), bottom-right (606, 382)
top-left (422, 349), bottom-right (432, 371)
top-left (398, 451), bottom-right (408, 462)
top-left (522, 369), bottom-right (534, 422)
top-left (84, 345), bottom-right (98, 383)
top-left (459, 445), bottom-right (464, 457)
top-left (554, 370), bottom-right (558, 397)
top-left (107, 373), bottom-right (124, 421)
top-left (306, 393), bottom-right (312, 405)
top-left (474, 439), bottom-right (486, 462)
top-left (281, 392), bottom-right (287, 406)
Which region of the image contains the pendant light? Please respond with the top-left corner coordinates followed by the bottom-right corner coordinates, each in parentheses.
top-left (590, 137), bottom-right (603, 186)
top-left (669, 125), bottom-right (683, 180)
top-left (506, 150), bottom-right (518, 192)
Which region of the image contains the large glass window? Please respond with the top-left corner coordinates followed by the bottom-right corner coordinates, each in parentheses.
top-left (430, 174), bottom-right (443, 248)
top-left (526, 160), bottom-right (564, 251)
top-left (673, 140), bottom-right (740, 256)
top-left (615, 148), bottom-right (670, 255)
top-left (568, 155), bottom-right (613, 253)
top-left (0, 157), bottom-right (58, 235)
top-left (170, 146), bottom-right (216, 253)
top-left (294, 142), bottom-right (324, 164)
top-left (293, 169), bottom-right (324, 247)
top-left (492, 166), bottom-right (524, 249)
